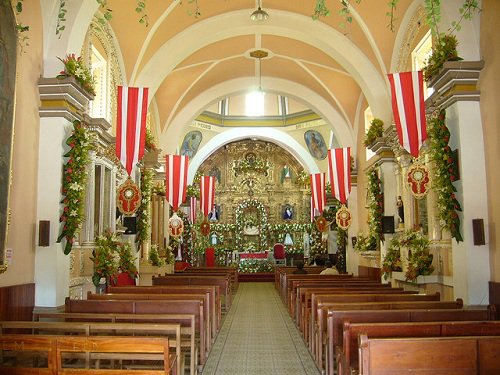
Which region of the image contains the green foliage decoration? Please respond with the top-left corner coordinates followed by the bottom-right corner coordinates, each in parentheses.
top-left (115, 241), bottom-right (138, 279)
top-left (57, 54), bottom-right (96, 96)
top-left (137, 168), bottom-right (154, 247)
top-left (363, 118), bottom-right (384, 147)
top-left (367, 168), bottom-right (384, 244)
top-left (91, 230), bottom-right (119, 287)
top-left (149, 244), bottom-right (165, 267)
top-left (57, 120), bottom-right (92, 255)
top-left (353, 232), bottom-right (378, 252)
top-left (427, 109), bottom-right (463, 242)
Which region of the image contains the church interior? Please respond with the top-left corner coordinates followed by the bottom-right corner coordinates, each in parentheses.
top-left (1, 0), bottom-right (500, 374)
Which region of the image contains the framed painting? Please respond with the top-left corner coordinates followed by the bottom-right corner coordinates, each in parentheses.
top-left (180, 130), bottom-right (202, 159)
top-left (304, 130), bottom-right (327, 160)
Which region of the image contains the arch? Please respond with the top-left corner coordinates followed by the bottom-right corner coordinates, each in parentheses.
top-left (136, 9), bottom-right (392, 122)
top-left (235, 198), bottom-right (269, 251)
top-left (187, 128), bottom-right (319, 183)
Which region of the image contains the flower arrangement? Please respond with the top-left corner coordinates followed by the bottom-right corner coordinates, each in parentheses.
top-left (296, 170), bottom-right (310, 187)
top-left (145, 127), bottom-right (157, 151)
top-left (238, 259), bottom-right (274, 273)
top-left (136, 168), bottom-right (154, 247)
top-left (149, 244), bottom-right (165, 267)
top-left (57, 54), bottom-right (96, 96)
top-left (57, 120), bottom-right (92, 255)
top-left (428, 109), bottom-right (463, 242)
top-left (115, 241), bottom-right (138, 279)
top-left (235, 198), bottom-right (269, 249)
top-left (243, 242), bottom-right (258, 252)
top-left (91, 230), bottom-right (119, 287)
top-left (363, 118), bottom-right (384, 147)
top-left (353, 233), bottom-right (378, 252)
top-left (186, 184), bottom-right (200, 199)
top-left (367, 168), bottom-right (384, 243)
top-left (422, 35), bottom-right (461, 82)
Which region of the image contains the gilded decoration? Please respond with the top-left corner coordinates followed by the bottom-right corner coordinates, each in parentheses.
top-left (197, 139), bottom-right (310, 252)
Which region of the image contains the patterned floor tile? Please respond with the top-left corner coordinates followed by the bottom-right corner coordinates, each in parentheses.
top-left (201, 282), bottom-right (320, 375)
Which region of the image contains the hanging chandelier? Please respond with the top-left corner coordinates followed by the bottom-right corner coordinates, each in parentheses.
top-left (250, 0), bottom-right (269, 21)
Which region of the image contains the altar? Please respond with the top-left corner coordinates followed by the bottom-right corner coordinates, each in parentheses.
top-left (233, 251), bottom-right (269, 262)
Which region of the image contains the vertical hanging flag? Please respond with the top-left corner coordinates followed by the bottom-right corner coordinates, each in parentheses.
top-left (116, 86), bottom-right (149, 175)
top-left (328, 148), bottom-right (351, 204)
top-left (165, 155), bottom-right (188, 212)
top-left (189, 197), bottom-right (197, 224)
top-left (200, 176), bottom-right (216, 217)
top-left (387, 71), bottom-right (427, 158)
top-left (310, 173), bottom-right (326, 216)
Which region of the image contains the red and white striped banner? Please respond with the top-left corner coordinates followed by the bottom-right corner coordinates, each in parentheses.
top-left (387, 71), bottom-right (427, 158)
top-left (200, 176), bottom-right (216, 217)
top-left (116, 86), bottom-right (149, 175)
top-left (189, 197), bottom-right (197, 224)
top-left (310, 173), bottom-right (326, 216)
top-left (165, 155), bottom-right (188, 212)
top-left (328, 147), bottom-right (351, 204)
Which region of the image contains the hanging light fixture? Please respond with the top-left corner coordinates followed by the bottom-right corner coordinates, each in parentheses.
top-left (250, 0), bottom-right (269, 21)
top-left (250, 49), bottom-right (268, 92)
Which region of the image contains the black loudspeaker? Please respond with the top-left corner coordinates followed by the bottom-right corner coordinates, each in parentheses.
top-left (381, 216), bottom-right (395, 234)
top-left (123, 216), bottom-right (137, 235)
top-left (39, 220), bottom-right (50, 247)
top-left (472, 219), bottom-right (485, 246)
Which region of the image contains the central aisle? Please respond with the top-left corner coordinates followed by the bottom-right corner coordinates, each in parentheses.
top-left (202, 282), bottom-right (320, 375)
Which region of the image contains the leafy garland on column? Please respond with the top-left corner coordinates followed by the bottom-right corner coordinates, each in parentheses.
top-left (428, 109), bottom-right (463, 242)
top-left (57, 120), bottom-right (91, 255)
top-left (136, 168), bottom-right (154, 247)
top-left (367, 168), bottom-right (384, 244)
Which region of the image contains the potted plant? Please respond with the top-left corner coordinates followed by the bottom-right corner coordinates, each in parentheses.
top-left (353, 233), bottom-right (378, 252)
top-left (114, 241), bottom-right (138, 286)
top-left (423, 34), bottom-right (462, 83)
top-left (149, 244), bottom-right (165, 267)
top-left (57, 54), bottom-right (96, 96)
top-left (363, 118), bottom-right (384, 147)
top-left (91, 230), bottom-right (118, 292)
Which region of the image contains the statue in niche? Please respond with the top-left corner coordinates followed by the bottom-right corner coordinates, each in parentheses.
top-left (396, 196), bottom-right (404, 224)
top-left (283, 205), bottom-right (293, 220)
top-left (281, 165), bottom-right (292, 183)
top-left (209, 165), bottom-right (221, 184)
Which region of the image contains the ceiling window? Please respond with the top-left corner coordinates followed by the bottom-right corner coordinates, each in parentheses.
top-left (412, 30), bottom-right (433, 98)
top-left (90, 46), bottom-right (110, 120)
top-left (245, 91), bottom-right (265, 117)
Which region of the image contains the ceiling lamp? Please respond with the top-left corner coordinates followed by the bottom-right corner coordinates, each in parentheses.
top-left (250, 0), bottom-right (269, 21)
top-left (250, 49), bottom-right (269, 92)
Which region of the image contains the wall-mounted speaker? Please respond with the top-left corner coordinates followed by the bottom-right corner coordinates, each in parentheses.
top-left (39, 220), bottom-right (50, 247)
top-left (381, 216), bottom-right (395, 234)
top-left (472, 218), bottom-right (485, 246)
top-left (123, 216), bottom-right (137, 235)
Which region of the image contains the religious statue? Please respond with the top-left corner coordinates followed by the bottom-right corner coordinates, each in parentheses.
top-left (208, 204), bottom-right (219, 221)
top-left (283, 205), bottom-right (293, 220)
top-left (397, 196), bottom-right (404, 224)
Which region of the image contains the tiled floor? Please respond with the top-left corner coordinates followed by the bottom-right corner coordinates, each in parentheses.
top-left (202, 282), bottom-right (320, 375)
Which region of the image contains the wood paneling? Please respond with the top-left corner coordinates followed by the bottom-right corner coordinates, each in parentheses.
top-left (0, 283), bottom-right (35, 321)
top-left (489, 281), bottom-right (500, 320)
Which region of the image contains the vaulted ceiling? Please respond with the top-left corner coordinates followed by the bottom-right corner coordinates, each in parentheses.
top-left (97, 0), bottom-right (426, 156)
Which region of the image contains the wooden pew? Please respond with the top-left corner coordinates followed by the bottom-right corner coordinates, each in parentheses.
top-left (326, 308), bottom-right (493, 375)
top-left (358, 335), bottom-right (500, 375)
top-left (108, 285), bottom-right (221, 331)
top-left (340, 320), bottom-right (500, 375)
top-left (152, 275), bottom-right (231, 312)
top-left (0, 320), bottom-right (182, 375)
top-left (33, 312), bottom-right (197, 375)
top-left (175, 267), bottom-right (238, 293)
top-left (64, 298), bottom-right (208, 367)
top-left (274, 266), bottom-right (326, 290)
top-left (0, 334), bottom-right (173, 374)
top-left (87, 291), bottom-right (217, 344)
top-left (314, 299), bottom-right (464, 371)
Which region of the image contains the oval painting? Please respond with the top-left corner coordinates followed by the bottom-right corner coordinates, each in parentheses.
top-left (304, 130), bottom-right (327, 160)
top-left (180, 131), bottom-right (202, 159)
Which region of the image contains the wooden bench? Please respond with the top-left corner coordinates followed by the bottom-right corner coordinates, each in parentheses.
top-left (0, 334), bottom-right (173, 374)
top-left (340, 320), bottom-right (500, 375)
top-left (274, 266), bottom-right (327, 290)
top-left (152, 275), bottom-right (231, 312)
top-left (0, 320), bottom-right (182, 375)
top-left (87, 291), bottom-right (218, 344)
top-left (32, 312), bottom-right (197, 375)
top-left (108, 285), bottom-right (221, 331)
top-left (175, 267), bottom-right (238, 293)
top-left (313, 299), bottom-right (464, 371)
top-left (325, 307), bottom-right (493, 375)
top-left (358, 334), bottom-right (500, 375)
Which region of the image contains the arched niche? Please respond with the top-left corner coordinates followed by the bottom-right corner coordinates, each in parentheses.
top-left (0, 2), bottom-right (17, 273)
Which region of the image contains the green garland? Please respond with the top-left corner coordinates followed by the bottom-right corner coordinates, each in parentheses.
top-left (367, 168), bottom-right (384, 244)
top-left (57, 120), bottom-right (91, 255)
top-left (428, 109), bottom-right (463, 242)
top-left (137, 168), bottom-right (154, 247)
top-left (235, 198), bottom-right (269, 249)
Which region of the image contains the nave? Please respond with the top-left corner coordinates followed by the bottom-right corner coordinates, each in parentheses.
top-left (202, 282), bottom-right (319, 375)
